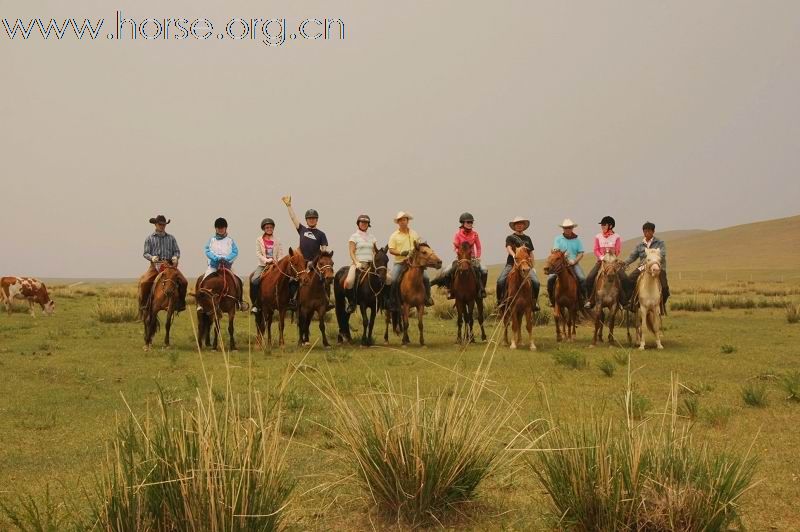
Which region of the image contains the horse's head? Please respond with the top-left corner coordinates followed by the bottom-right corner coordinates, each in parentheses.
top-left (286, 247), bottom-right (308, 282)
top-left (158, 263), bottom-right (182, 295)
top-left (373, 244), bottom-right (390, 282)
top-left (456, 242), bottom-right (473, 271)
top-left (411, 241), bottom-right (443, 269)
top-left (514, 246), bottom-right (533, 275)
top-left (645, 248), bottom-right (662, 276)
top-left (600, 251), bottom-right (624, 275)
top-left (315, 251), bottom-right (335, 282)
top-left (543, 249), bottom-right (566, 275)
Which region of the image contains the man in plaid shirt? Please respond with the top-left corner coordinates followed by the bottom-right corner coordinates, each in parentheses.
top-left (138, 215), bottom-right (188, 312)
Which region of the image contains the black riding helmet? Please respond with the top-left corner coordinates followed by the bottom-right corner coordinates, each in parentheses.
top-left (599, 216), bottom-right (616, 229)
top-left (305, 209), bottom-right (319, 219)
top-left (459, 212), bottom-right (475, 225)
top-left (214, 217), bottom-right (228, 229)
top-left (356, 214), bottom-right (371, 227)
top-left (260, 218), bottom-right (275, 230)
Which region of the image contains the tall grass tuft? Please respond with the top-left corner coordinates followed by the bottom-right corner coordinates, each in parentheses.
top-left (786, 303), bottom-right (800, 324)
top-left (780, 371), bottom-right (800, 401)
top-left (552, 349), bottom-right (588, 370)
top-left (82, 312), bottom-right (296, 531)
top-left (530, 377), bottom-right (759, 531)
top-left (309, 340), bottom-right (529, 526)
top-left (741, 382), bottom-right (769, 408)
top-left (0, 485), bottom-right (68, 532)
top-left (598, 359), bottom-right (615, 378)
top-left (92, 299), bottom-right (139, 323)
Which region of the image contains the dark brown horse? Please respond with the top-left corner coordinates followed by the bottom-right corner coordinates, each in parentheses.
top-left (142, 262), bottom-right (182, 351)
top-left (385, 242), bottom-right (442, 346)
top-left (452, 242), bottom-right (486, 344)
top-left (543, 249), bottom-right (579, 343)
top-left (255, 248), bottom-right (307, 348)
top-left (590, 252), bottom-right (625, 347)
top-left (297, 251), bottom-right (335, 347)
top-left (334, 245), bottom-right (390, 346)
top-left (195, 266), bottom-right (242, 351)
top-left (502, 246), bottom-right (536, 350)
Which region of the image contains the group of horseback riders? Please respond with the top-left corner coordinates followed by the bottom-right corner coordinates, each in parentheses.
top-left (137, 203), bottom-right (670, 319)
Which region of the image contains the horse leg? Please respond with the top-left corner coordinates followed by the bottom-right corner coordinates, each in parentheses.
top-left (608, 304), bottom-right (617, 346)
top-left (467, 301), bottom-right (475, 344)
top-left (319, 309), bottom-right (330, 348)
top-left (360, 304), bottom-right (370, 346)
top-left (384, 309), bottom-right (390, 345)
top-left (456, 300), bottom-right (463, 344)
top-left (554, 305), bottom-right (562, 343)
top-left (526, 306), bottom-right (535, 350)
top-left (417, 304), bottom-right (425, 346)
top-left (367, 304), bottom-right (377, 346)
top-left (638, 306), bottom-right (647, 350)
top-left (591, 307), bottom-right (600, 347)
top-left (476, 298), bottom-right (486, 342)
top-left (401, 304), bottom-right (410, 345)
top-left (654, 309), bottom-right (664, 350)
top-left (228, 311), bottom-right (236, 351)
top-left (164, 309), bottom-right (173, 347)
top-left (510, 310), bottom-right (519, 350)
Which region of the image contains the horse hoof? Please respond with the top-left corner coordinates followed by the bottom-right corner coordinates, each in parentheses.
top-left (638, 346), bottom-right (645, 351)
top-left (510, 344), bottom-right (517, 350)
top-left (143, 345), bottom-right (150, 352)
top-left (657, 345), bottom-right (664, 350)
top-left (589, 344), bottom-right (595, 349)
top-left (530, 344), bottom-right (537, 351)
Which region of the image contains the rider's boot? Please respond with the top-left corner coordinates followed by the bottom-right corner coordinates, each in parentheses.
top-left (345, 285), bottom-right (357, 314)
top-left (288, 280), bottom-right (298, 311)
top-left (424, 277), bottom-right (434, 307)
top-left (547, 276), bottom-right (556, 308)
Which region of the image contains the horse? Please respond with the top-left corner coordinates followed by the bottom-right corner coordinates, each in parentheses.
top-left (452, 242), bottom-right (486, 344)
top-left (142, 262), bottom-right (182, 351)
top-left (255, 248), bottom-right (307, 348)
top-left (589, 252), bottom-right (625, 347)
top-left (501, 246), bottom-right (536, 350)
top-left (384, 242), bottom-right (442, 346)
top-left (195, 265), bottom-right (242, 351)
top-left (543, 249), bottom-right (580, 343)
top-left (334, 245), bottom-right (389, 346)
top-left (297, 251), bottom-right (335, 347)
top-left (633, 248), bottom-right (664, 350)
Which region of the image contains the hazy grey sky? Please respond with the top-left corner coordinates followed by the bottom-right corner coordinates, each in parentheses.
top-left (2, 1), bottom-right (799, 278)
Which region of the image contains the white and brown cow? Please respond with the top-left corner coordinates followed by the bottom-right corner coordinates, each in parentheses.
top-left (1, 277), bottom-right (56, 316)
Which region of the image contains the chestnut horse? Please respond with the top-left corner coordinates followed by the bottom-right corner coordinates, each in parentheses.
top-left (334, 245), bottom-right (390, 346)
top-left (452, 242), bottom-right (486, 344)
top-left (255, 248), bottom-right (307, 348)
top-left (142, 262), bottom-right (182, 351)
top-left (502, 246), bottom-right (536, 350)
top-left (385, 242), bottom-right (442, 346)
top-left (543, 249), bottom-right (579, 343)
top-left (195, 266), bottom-right (243, 351)
top-left (590, 252), bottom-right (625, 347)
top-left (297, 251), bottom-right (335, 347)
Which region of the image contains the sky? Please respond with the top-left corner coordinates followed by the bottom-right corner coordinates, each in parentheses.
top-left (2, 0), bottom-right (799, 278)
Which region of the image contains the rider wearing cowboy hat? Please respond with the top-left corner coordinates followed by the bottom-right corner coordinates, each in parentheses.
top-left (139, 215), bottom-right (188, 312)
top-left (344, 214), bottom-right (378, 313)
top-left (432, 212), bottom-right (488, 299)
top-left (282, 195), bottom-right (332, 310)
top-left (386, 211), bottom-right (434, 308)
top-left (547, 218), bottom-right (588, 307)
top-left (496, 216), bottom-right (541, 312)
top-left (624, 221), bottom-right (670, 310)
top-left (202, 217), bottom-right (246, 310)
top-left (249, 217), bottom-right (284, 314)
top-left (584, 215), bottom-right (624, 309)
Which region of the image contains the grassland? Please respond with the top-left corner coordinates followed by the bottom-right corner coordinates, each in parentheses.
top-left (1, 272), bottom-right (800, 530)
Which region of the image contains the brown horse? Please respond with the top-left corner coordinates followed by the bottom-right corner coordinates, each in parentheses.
top-left (297, 251), bottom-right (335, 347)
top-left (590, 252), bottom-right (625, 347)
top-left (502, 246), bottom-right (536, 350)
top-left (195, 266), bottom-right (242, 351)
top-left (543, 249), bottom-right (579, 343)
top-left (142, 262), bottom-right (182, 351)
top-left (386, 242), bottom-right (442, 346)
top-left (255, 248), bottom-right (307, 348)
top-left (452, 242), bottom-right (486, 344)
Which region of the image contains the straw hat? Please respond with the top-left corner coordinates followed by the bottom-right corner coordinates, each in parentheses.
top-left (559, 218), bottom-right (577, 229)
top-left (508, 216), bottom-right (530, 231)
top-left (394, 211), bottom-right (413, 223)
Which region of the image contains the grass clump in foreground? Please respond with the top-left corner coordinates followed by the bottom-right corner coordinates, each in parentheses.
top-left (552, 349), bottom-right (588, 370)
top-left (530, 376), bottom-right (759, 531)
top-left (310, 343), bottom-right (529, 526)
top-left (92, 298), bottom-right (139, 323)
top-left (780, 371), bottom-right (800, 401)
top-left (786, 303), bottom-right (800, 324)
top-left (741, 382), bottom-right (769, 408)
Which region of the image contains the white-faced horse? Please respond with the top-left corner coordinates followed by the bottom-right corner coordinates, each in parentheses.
top-left (634, 248), bottom-right (664, 350)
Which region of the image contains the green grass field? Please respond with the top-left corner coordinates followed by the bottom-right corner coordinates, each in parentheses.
top-left (2, 272), bottom-right (800, 530)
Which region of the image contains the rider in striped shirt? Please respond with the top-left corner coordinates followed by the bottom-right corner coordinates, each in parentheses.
top-left (138, 215), bottom-right (188, 312)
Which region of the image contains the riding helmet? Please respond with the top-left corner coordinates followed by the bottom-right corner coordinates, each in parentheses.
top-left (260, 218), bottom-right (275, 230)
top-left (599, 216), bottom-right (616, 228)
top-left (356, 214), bottom-right (371, 227)
top-left (214, 217), bottom-right (228, 228)
top-left (459, 212), bottom-right (475, 224)
top-left (304, 209), bottom-right (319, 219)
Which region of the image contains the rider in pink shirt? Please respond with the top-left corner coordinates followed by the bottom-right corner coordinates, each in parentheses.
top-left (433, 212), bottom-right (488, 298)
top-left (585, 215), bottom-right (625, 308)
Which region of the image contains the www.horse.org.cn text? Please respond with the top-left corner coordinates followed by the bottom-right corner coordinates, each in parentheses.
top-left (2, 11), bottom-right (345, 46)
